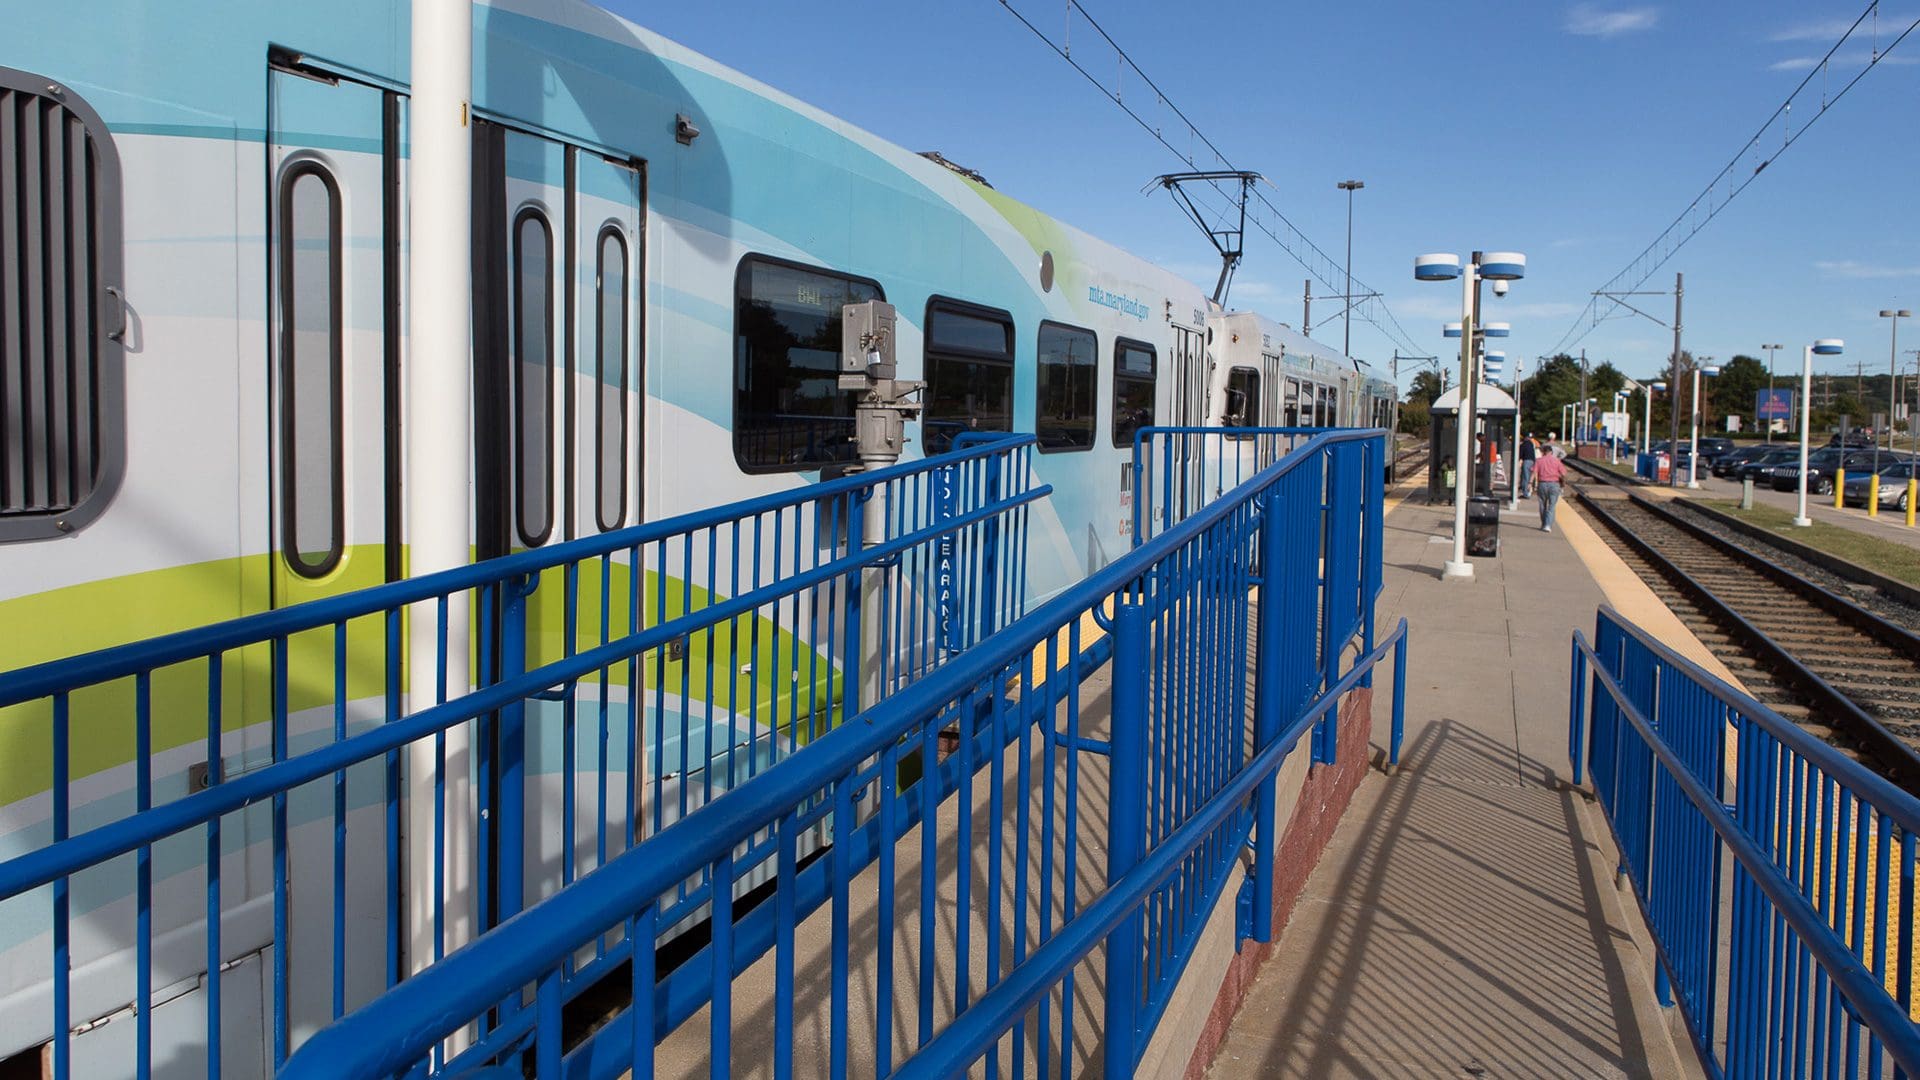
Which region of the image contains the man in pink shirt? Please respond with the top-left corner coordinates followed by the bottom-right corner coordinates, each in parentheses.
top-left (1533, 448), bottom-right (1567, 532)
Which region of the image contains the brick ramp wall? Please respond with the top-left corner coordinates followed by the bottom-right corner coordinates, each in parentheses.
top-left (1179, 688), bottom-right (1375, 1079)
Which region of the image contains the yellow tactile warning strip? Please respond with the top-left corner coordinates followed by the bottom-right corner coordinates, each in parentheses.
top-left (1557, 497), bottom-right (1752, 693)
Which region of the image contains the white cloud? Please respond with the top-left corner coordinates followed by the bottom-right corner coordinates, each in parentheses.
top-left (1566, 4), bottom-right (1659, 37)
top-left (1815, 259), bottom-right (1920, 280)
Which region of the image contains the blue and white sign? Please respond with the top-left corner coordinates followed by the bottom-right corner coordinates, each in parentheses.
top-left (934, 464), bottom-right (959, 650)
top-left (1755, 389), bottom-right (1794, 420)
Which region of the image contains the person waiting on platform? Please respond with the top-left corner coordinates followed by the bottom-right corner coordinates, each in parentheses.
top-left (1534, 446), bottom-right (1568, 532)
top-left (1518, 431), bottom-right (1537, 498)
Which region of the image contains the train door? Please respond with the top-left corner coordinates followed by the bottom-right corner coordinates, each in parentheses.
top-left (1170, 323), bottom-right (1207, 427)
top-left (267, 65), bottom-right (401, 604)
top-left (261, 59), bottom-right (404, 1068)
top-left (472, 120), bottom-right (647, 916)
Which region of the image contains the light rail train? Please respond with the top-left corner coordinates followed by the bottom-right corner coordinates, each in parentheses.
top-left (0, 0), bottom-right (1394, 1073)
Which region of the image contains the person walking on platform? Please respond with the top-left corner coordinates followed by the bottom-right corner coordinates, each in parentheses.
top-left (1534, 446), bottom-right (1567, 532)
top-left (1518, 431), bottom-right (1537, 498)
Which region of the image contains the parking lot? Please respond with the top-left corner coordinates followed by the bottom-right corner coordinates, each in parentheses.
top-left (1636, 444), bottom-right (1920, 551)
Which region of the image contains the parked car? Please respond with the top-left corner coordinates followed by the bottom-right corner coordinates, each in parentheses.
top-left (1695, 437), bottom-right (1736, 465)
top-left (1736, 447), bottom-right (1802, 483)
top-left (1711, 445), bottom-right (1770, 478)
top-left (1772, 448), bottom-right (1884, 494)
top-left (1828, 431), bottom-right (1876, 449)
top-left (1843, 459), bottom-right (1920, 510)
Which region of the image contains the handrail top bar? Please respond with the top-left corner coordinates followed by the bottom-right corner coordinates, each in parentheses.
top-left (279, 428), bottom-right (1386, 1080)
top-left (1594, 605), bottom-right (1920, 834)
top-left (1133, 425), bottom-right (1385, 437)
top-left (0, 437), bottom-right (1040, 707)
top-left (1574, 627), bottom-right (1920, 1074)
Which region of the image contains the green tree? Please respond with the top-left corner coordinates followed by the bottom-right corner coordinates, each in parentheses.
top-left (1407, 368), bottom-right (1445, 405)
top-left (1398, 397), bottom-right (1430, 437)
top-left (1708, 354), bottom-right (1769, 434)
top-left (1518, 353), bottom-right (1583, 437)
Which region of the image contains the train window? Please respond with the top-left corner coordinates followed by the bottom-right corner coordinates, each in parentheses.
top-left (1035, 321), bottom-right (1096, 452)
top-left (733, 255), bottom-right (883, 473)
top-left (1112, 338), bottom-right (1156, 448)
top-left (1225, 368), bottom-right (1260, 429)
top-left (924, 297), bottom-right (1014, 455)
top-left (278, 163), bottom-right (344, 577)
top-left (0, 71), bottom-right (125, 542)
top-left (594, 224), bottom-right (628, 532)
top-left (1320, 385), bottom-right (1336, 427)
top-left (1284, 378), bottom-right (1300, 427)
top-left (512, 207), bottom-right (554, 547)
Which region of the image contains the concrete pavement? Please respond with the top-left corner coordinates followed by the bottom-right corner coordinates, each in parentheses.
top-left (1205, 493), bottom-right (1704, 1079)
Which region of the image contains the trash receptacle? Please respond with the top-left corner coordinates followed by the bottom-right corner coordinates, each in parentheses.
top-left (1467, 494), bottom-right (1500, 557)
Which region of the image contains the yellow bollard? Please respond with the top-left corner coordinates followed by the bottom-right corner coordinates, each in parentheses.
top-left (1869, 474), bottom-right (1880, 517)
top-left (1834, 469), bottom-right (1846, 509)
top-left (1909, 478), bottom-right (1917, 528)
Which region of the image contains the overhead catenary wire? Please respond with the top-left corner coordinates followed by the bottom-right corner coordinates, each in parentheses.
top-left (1548, 1), bottom-right (1920, 358)
top-left (993, 0), bottom-right (1425, 361)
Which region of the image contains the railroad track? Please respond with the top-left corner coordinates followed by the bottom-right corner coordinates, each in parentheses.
top-left (1565, 460), bottom-right (1920, 790)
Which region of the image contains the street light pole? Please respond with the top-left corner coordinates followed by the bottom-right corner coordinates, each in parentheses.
top-left (1883, 310), bottom-right (1912, 454)
top-left (1762, 342), bottom-right (1783, 443)
top-left (1338, 180), bottom-right (1364, 358)
top-left (1797, 339), bottom-right (1845, 526)
top-left (1688, 363), bottom-right (1720, 488)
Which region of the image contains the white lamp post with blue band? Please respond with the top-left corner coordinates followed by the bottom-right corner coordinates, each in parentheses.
top-left (1687, 365), bottom-right (1722, 488)
top-left (1416, 250), bottom-right (1525, 579)
top-left (1796, 339), bottom-right (1845, 526)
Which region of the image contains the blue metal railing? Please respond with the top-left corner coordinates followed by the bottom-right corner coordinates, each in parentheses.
top-left (0, 438), bottom-right (1044, 1079)
top-left (1131, 426), bottom-right (1352, 545)
top-left (1573, 607), bottom-right (1920, 1078)
top-left (283, 428), bottom-right (1400, 1080)
top-left (1133, 425), bottom-right (1387, 763)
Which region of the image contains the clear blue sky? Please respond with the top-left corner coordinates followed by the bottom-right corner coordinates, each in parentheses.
top-left (606, 0), bottom-right (1920, 391)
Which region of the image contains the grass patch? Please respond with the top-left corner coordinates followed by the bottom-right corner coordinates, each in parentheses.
top-left (1699, 499), bottom-right (1920, 586)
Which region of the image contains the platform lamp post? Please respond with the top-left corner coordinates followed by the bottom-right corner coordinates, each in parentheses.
top-left (1762, 343), bottom-right (1784, 443)
top-left (1417, 250), bottom-right (1527, 581)
top-left (1645, 382), bottom-right (1666, 479)
top-left (1688, 365), bottom-right (1721, 488)
top-left (1795, 339), bottom-right (1846, 527)
top-left (1610, 391), bottom-right (1628, 464)
top-left (1882, 310), bottom-right (1911, 455)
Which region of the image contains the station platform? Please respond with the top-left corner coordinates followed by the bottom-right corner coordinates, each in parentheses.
top-left (1206, 490), bottom-right (1712, 1078)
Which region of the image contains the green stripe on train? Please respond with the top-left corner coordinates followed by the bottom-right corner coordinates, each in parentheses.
top-left (0, 550), bottom-right (839, 807)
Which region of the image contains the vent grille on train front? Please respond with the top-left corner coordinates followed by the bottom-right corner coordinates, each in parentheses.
top-left (0, 69), bottom-right (124, 541)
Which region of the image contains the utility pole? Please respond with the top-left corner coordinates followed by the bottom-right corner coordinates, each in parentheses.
top-left (1578, 348), bottom-right (1588, 447)
top-left (1668, 272), bottom-right (1684, 486)
top-left (1302, 279), bottom-right (1312, 336)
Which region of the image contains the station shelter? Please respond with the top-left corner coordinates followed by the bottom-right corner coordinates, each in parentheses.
top-left (1427, 382), bottom-right (1520, 503)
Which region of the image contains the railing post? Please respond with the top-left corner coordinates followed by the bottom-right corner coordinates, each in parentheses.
top-left (1569, 636), bottom-right (1588, 787)
top-left (496, 574), bottom-right (532, 929)
top-left (1389, 628), bottom-right (1407, 768)
top-left (1249, 494), bottom-right (1286, 942)
top-left (1104, 600), bottom-right (1150, 1079)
